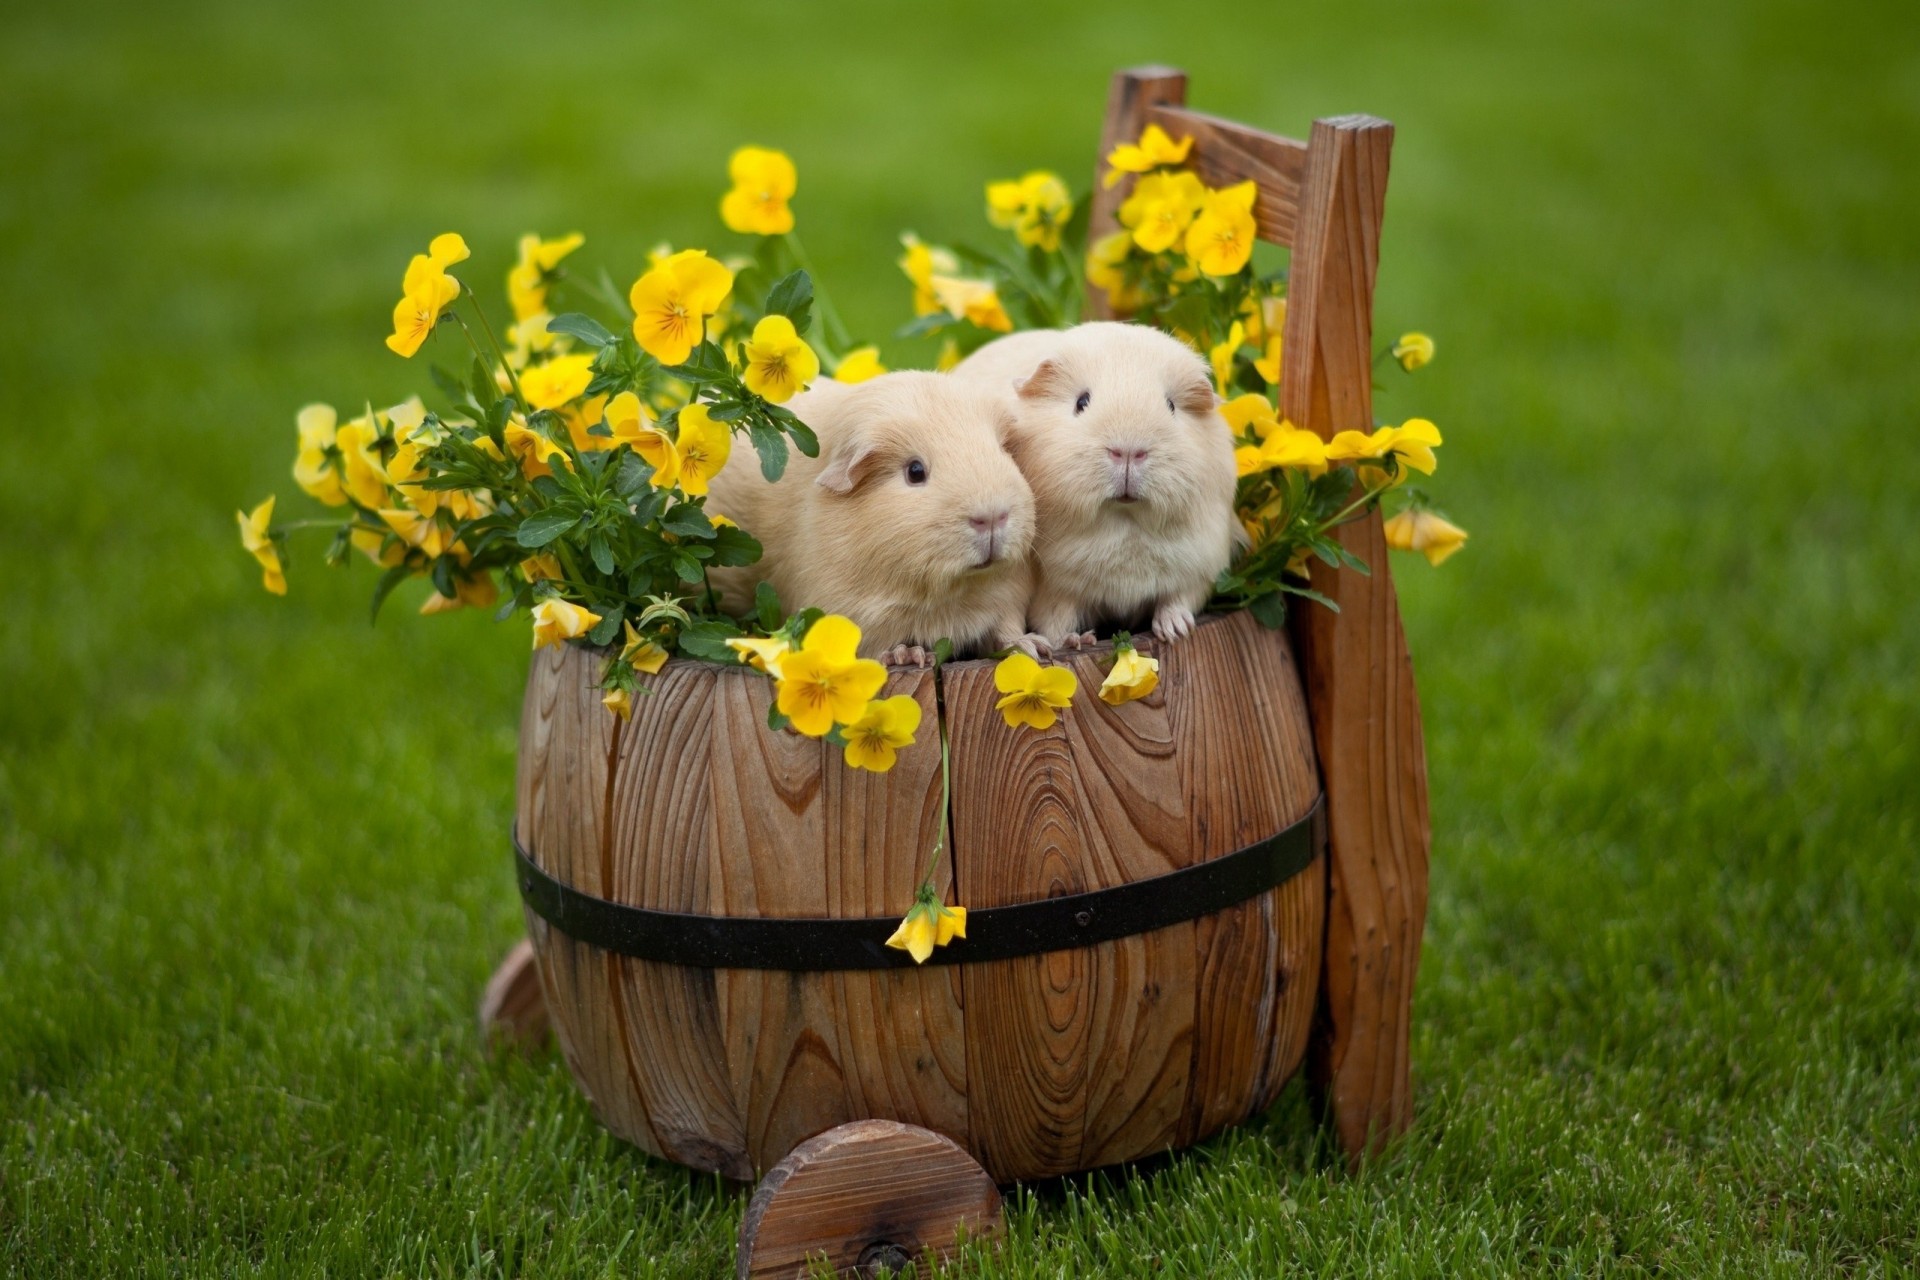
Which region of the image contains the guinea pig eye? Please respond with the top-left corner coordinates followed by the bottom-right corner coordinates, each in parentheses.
top-left (904, 458), bottom-right (929, 486)
top-left (1074, 390), bottom-right (1091, 415)
top-left (1166, 393), bottom-right (1177, 414)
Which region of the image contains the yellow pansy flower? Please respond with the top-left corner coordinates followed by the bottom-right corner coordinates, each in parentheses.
top-left (1099, 642), bottom-right (1160, 706)
top-left (898, 234), bottom-right (959, 317)
top-left (886, 896), bottom-right (967, 965)
top-left (833, 346), bottom-right (886, 384)
top-left (1392, 331), bottom-right (1435, 371)
top-left (530, 598), bottom-right (603, 650)
top-left (351, 526), bottom-right (405, 567)
top-left (985, 170), bottom-right (1073, 252)
top-left (427, 233), bottom-right (470, 268)
top-left (558, 393), bottom-right (611, 452)
top-left (740, 314), bottom-right (819, 403)
top-left (378, 507), bottom-right (450, 559)
top-left (1085, 229), bottom-right (1141, 312)
top-left (774, 614), bottom-right (887, 737)
top-left (503, 421), bottom-right (568, 480)
top-left (1221, 392), bottom-right (1280, 441)
top-left (385, 247), bottom-right (463, 358)
top-left (1118, 170), bottom-right (1205, 254)
top-left (1209, 321), bottom-right (1245, 396)
top-left (1185, 180), bottom-right (1258, 278)
top-left (519, 353), bottom-right (595, 411)
top-left (1103, 123), bottom-right (1194, 187)
top-left (929, 275), bottom-right (1013, 333)
top-left (1260, 428), bottom-right (1330, 476)
top-left (332, 416), bottom-right (391, 509)
top-left (507, 232), bottom-right (584, 322)
top-left (620, 620), bottom-right (670, 675)
top-left (842, 695), bottom-right (922, 772)
top-left (1240, 294), bottom-right (1286, 347)
top-left (629, 249), bottom-right (735, 366)
top-left (1255, 331), bottom-right (1283, 385)
top-left (292, 403), bottom-right (345, 505)
top-left (520, 553), bottom-right (563, 582)
top-left (604, 391), bottom-right (679, 488)
top-left (1384, 507), bottom-right (1469, 565)
top-left (671, 403), bottom-right (731, 496)
top-left (506, 311), bottom-right (559, 369)
top-left (419, 572), bottom-right (498, 615)
top-left (726, 634), bottom-right (791, 677)
top-left (235, 495), bottom-right (285, 596)
top-left (1377, 418), bottom-right (1442, 476)
top-left (720, 146), bottom-right (798, 236)
top-left (992, 653), bottom-right (1078, 731)
top-left (601, 686), bottom-right (633, 722)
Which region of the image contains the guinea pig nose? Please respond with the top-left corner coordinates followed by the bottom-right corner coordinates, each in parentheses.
top-left (1107, 445), bottom-right (1150, 464)
top-left (969, 508), bottom-right (1011, 533)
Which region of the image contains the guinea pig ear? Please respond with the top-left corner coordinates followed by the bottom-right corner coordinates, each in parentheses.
top-left (815, 436), bottom-right (882, 495)
top-left (1172, 365), bottom-right (1219, 417)
top-left (1014, 358), bottom-right (1076, 403)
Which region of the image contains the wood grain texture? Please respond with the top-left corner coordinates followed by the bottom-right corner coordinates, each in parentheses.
top-left (513, 643), bottom-right (660, 1155)
top-left (1144, 104), bottom-right (1308, 247)
top-left (477, 938), bottom-right (548, 1052)
top-left (736, 1120), bottom-right (1003, 1280)
top-left (1087, 66), bottom-right (1188, 320)
top-left (1281, 114), bottom-right (1432, 1161)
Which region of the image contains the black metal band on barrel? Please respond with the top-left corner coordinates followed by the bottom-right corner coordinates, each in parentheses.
top-left (513, 796), bottom-right (1323, 971)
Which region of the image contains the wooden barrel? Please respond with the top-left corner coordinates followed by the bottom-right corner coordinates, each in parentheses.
top-left (513, 608), bottom-right (1324, 1184)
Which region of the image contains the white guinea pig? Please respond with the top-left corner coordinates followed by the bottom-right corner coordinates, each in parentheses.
top-left (951, 321), bottom-right (1241, 645)
top-left (706, 372), bottom-right (1044, 664)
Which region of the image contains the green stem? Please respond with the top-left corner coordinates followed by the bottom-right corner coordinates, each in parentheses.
top-left (916, 717), bottom-right (953, 892)
top-left (782, 232), bottom-right (855, 355)
top-left (461, 285), bottom-right (526, 406)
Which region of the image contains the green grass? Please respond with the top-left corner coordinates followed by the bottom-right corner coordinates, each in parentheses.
top-left (3, 0), bottom-right (1917, 1274)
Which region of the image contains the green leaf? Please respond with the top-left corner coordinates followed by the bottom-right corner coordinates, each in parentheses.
top-left (763, 270), bottom-right (814, 336)
top-left (516, 510), bottom-right (582, 548)
top-left (1279, 581), bottom-right (1341, 611)
top-left (588, 532), bottom-right (615, 575)
top-left (661, 503), bottom-right (713, 538)
top-left (547, 312), bottom-right (614, 348)
top-left (783, 414), bottom-right (819, 459)
top-left (670, 551), bottom-right (704, 583)
top-left (1248, 590), bottom-right (1289, 629)
top-left (709, 524), bottom-right (762, 568)
top-left (766, 702), bottom-right (791, 732)
top-left (754, 581), bottom-right (782, 632)
top-left (932, 637), bottom-right (954, 667)
top-left (614, 451), bottom-right (656, 501)
top-left (896, 311), bottom-right (954, 339)
top-left (678, 619), bottom-right (745, 662)
top-left (368, 564), bottom-right (413, 625)
top-left (587, 604), bottom-right (624, 646)
top-left (747, 420), bottom-right (789, 482)
top-left (471, 356), bottom-right (500, 411)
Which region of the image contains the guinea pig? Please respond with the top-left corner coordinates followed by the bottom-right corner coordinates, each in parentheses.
top-left (951, 321), bottom-right (1240, 645)
top-left (705, 371), bottom-right (1046, 665)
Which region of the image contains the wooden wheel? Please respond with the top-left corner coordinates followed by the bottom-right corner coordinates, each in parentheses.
top-left (737, 1121), bottom-right (1004, 1279)
top-left (478, 937), bottom-right (550, 1051)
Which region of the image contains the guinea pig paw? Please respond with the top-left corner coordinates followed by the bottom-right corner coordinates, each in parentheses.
top-left (1151, 604), bottom-right (1196, 643)
top-left (1007, 632), bottom-right (1052, 660)
top-left (884, 642), bottom-right (930, 668)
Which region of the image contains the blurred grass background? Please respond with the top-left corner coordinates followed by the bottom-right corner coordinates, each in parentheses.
top-left (3, 0), bottom-right (1917, 1274)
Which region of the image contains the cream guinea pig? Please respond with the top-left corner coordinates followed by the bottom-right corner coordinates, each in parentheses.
top-left (706, 371), bottom-right (1046, 664)
top-left (951, 321), bottom-right (1241, 645)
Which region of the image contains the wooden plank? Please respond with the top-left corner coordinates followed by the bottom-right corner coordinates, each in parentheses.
top-left (736, 1120), bottom-right (1003, 1280)
top-left (1051, 643), bottom-right (1194, 1170)
top-left (1087, 66), bottom-right (1188, 319)
top-left (477, 938), bottom-right (548, 1052)
top-left (946, 658), bottom-right (1092, 1180)
top-left (1145, 104), bottom-right (1308, 247)
top-left (604, 660), bottom-right (754, 1179)
top-left (514, 643), bottom-right (661, 1155)
top-left (1281, 114), bottom-right (1432, 1161)
top-left (822, 669), bottom-right (969, 1147)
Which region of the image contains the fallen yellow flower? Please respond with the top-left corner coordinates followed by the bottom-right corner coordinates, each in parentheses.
top-left (993, 652), bottom-right (1078, 731)
top-left (1099, 642), bottom-right (1159, 706)
top-left (530, 598), bottom-right (602, 650)
top-left (720, 146), bottom-right (797, 236)
top-left (842, 694), bottom-right (922, 772)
